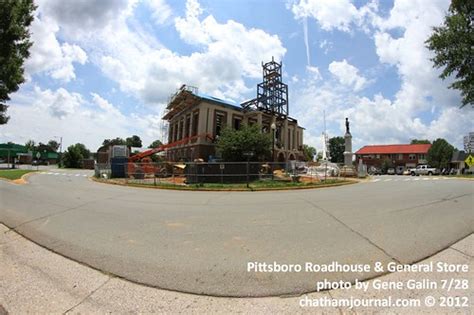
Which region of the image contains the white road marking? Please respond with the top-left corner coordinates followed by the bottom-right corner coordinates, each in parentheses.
top-left (372, 179), bottom-right (381, 182)
top-left (404, 178), bottom-right (410, 181)
top-left (422, 178), bottom-right (430, 181)
top-left (75, 174), bottom-right (81, 176)
top-left (433, 177), bottom-right (439, 180)
top-left (82, 174), bottom-right (88, 177)
top-left (414, 178), bottom-right (420, 181)
top-left (384, 179), bottom-right (392, 182)
top-left (53, 173), bottom-right (60, 175)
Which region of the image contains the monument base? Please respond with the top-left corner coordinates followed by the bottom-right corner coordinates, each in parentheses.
top-left (340, 165), bottom-right (356, 177)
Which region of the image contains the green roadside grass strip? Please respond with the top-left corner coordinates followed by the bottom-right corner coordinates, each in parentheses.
top-left (0, 169), bottom-right (37, 180)
top-left (109, 178), bottom-right (353, 191)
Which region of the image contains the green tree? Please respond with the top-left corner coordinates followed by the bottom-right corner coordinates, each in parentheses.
top-left (47, 140), bottom-right (60, 151)
top-left (427, 138), bottom-right (455, 169)
top-left (316, 152), bottom-right (323, 161)
top-left (328, 136), bottom-right (345, 163)
top-left (36, 142), bottom-right (53, 152)
top-left (62, 143), bottom-right (91, 168)
top-left (102, 137), bottom-right (126, 146)
top-left (410, 139), bottom-right (431, 144)
top-left (426, 0), bottom-right (474, 107)
top-left (148, 139), bottom-right (163, 148)
top-left (24, 139), bottom-right (35, 151)
top-left (0, 0), bottom-right (36, 124)
top-left (216, 124), bottom-right (271, 161)
top-left (381, 159), bottom-right (394, 174)
top-left (302, 144), bottom-right (316, 161)
top-left (126, 135), bottom-right (142, 147)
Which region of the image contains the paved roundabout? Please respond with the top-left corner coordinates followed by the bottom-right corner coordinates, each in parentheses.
top-left (1, 170), bottom-right (473, 297)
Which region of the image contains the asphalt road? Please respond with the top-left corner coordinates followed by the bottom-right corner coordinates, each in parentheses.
top-left (1, 171), bottom-right (473, 297)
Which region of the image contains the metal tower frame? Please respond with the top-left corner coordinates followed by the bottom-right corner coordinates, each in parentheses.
top-left (241, 57), bottom-right (289, 117)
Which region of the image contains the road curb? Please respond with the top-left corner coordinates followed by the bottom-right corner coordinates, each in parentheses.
top-left (90, 176), bottom-right (358, 192)
top-left (0, 171), bottom-right (36, 185)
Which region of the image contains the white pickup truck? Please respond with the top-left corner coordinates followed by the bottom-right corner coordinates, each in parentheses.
top-left (410, 165), bottom-right (440, 176)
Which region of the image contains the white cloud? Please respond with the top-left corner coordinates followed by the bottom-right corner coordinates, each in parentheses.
top-left (306, 65), bottom-right (322, 81)
top-left (26, 0), bottom-right (286, 108)
top-left (147, 0), bottom-right (173, 24)
top-left (290, 0), bottom-right (471, 150)
top-left (174, 0), bottom-right (286, 78)
top-left (25, 16), bottom-right (87, 82)
top-left (37, 0), bottom-right (131, 35)
top-left (328, 59), bottom-right (367, 91)
top-left (372, 0), bottom-right (460, 113)
top-left (0, 86), bottom-right (166, 150)
top-left (74, 0), bottom-right (285, 105)
top-left (292, 0), bottom-right (377, 32)
top-left (319, 39), bottom-right (332, 54)
top-left (46, 88), bottom-right (83, 118)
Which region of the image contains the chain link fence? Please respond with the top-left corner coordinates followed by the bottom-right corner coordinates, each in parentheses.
top-left (95, 161), bottom-right (344, 186)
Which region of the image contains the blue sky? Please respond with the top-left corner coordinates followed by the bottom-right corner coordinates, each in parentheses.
top-left (1, 0), bottom-right (472, 152)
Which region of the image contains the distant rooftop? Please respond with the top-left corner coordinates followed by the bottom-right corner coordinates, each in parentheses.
top-left (356, 144), bottom-right (431, 155)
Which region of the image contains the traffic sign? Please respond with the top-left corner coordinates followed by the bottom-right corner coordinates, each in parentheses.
top-left (465, 155), bottom-right (474, 167)
top-left (36, 152), bottom-right (41, 159)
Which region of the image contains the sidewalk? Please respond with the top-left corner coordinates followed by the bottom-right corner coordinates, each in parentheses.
top-left (0, 223), bottom-right (472, 314)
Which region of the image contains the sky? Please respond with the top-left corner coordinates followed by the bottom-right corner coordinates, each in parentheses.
top-left (1, 0), bottom-right (472, 153)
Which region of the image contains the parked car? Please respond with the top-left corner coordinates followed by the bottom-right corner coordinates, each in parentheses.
top-left (386, 168), bottom-right (396, 175)
top-left (402, 169), bottom-right (411, 175)
top-left (368, 166), bottom-right (381, 175)
top-left (409, 164), bottom-right (439, 176)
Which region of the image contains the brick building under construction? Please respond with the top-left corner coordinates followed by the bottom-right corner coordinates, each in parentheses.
top-left (162, 58), bottom-right (305, 162)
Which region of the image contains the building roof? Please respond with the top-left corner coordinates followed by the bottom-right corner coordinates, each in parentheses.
top-left (451, 150), bottom-right (467, 162)
top-left (355, 144), bottom-right (431, 155)
top-left (196, 92), bottom-right (241, 110)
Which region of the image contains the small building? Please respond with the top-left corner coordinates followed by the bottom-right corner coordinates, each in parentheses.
top-left (450, 150), bottom-right (467, 174)
top-left (34, 151), bottom-right (59, 165)
top-left (163, 59), bottom-right (305, 162)
top-left (0, 143), bottom-right (29, 163)
top-left (96, 145), bottom-right (130, 164)
top-left (355, 144), bottom-right (431, 171)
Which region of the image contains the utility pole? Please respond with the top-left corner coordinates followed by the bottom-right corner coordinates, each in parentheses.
top-left (55, 136), bottom-right (63, 168)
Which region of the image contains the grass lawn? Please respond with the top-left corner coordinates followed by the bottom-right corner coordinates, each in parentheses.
top-left (0, 169), bottom-right (36, 180)
top-left (117, 178), bottom-right (352, 191)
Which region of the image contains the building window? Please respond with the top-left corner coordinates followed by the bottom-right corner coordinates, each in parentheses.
top-left (169, 124), bottom-right (173, 143)
top-left (409, 154), bottom-right (416, 160)
top-left (185, 115), bottom-right (191, 138)
top-left (174, 122), bottom-right (178, 142)
top-left (398, 154), bottom-right (403, 160)
top-left (192, 111), bottom-right (199, 136)
top-left (296, 131), bottom-right (299, 149)
top-left (418, 154), bottom-right (426, 160)
top-left (376, 154), bottom-right (380, 159)
top-left (179, 119), bottom-right (184, 140)
top-left (232, 115), bottom-right (242, 130)
top-left (287, 130), bottom-right (291, 150)
top-left (214, 110), bottom-right (227, 138)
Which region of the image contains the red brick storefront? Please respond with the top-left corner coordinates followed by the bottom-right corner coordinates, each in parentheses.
top-left (355, 144), bottom-right (431, 171)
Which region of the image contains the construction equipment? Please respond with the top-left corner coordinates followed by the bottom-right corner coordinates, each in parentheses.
top-left (127, 133), bottom-right (213, 178)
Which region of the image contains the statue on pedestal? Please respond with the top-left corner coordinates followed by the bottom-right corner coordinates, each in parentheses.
top-left (342, 117), bottom-right (356, 176)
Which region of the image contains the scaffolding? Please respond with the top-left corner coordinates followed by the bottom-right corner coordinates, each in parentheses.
top-left (241, 57), bottom-right (289, 118)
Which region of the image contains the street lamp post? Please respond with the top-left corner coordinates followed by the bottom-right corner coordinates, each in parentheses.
top-left (270, 122), bottom-right (276, 180)
top-left (271, 122), bottom-right (276, 162)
